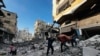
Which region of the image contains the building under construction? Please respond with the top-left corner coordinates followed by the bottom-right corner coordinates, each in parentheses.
top-left (52, 0), bottom-right (100, 39)
top-left (0, 0), bottom-right (17, 43)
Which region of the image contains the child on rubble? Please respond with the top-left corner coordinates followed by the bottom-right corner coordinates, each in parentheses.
top-left (9, 44), bottom-right (17, 56)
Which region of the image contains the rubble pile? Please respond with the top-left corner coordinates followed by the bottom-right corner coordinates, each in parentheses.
top-left (41, 35), bottom-right (100, 56)
top-left (79, 35), bottom-right (100, 50)
top-left (79, 35), bottom-right (100, 56)
top-left (83, 47), bottom-right (100, 56)
top-left (0, 35), bottom-right (100, 56)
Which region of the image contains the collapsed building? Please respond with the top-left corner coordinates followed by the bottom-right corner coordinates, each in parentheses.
top-left (0, 0), bottom-right (17, 43)
top-left (52, 0), bottom-right (100, 40)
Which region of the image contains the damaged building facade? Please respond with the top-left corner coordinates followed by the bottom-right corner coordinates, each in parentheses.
top-left (0, 0), bottom-right (17, 43)
top-left (34, 20), bottom-right (58, 43)
top-left (52, 0), bottom-right (100, 39)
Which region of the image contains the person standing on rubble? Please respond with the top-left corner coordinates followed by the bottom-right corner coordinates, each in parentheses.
top-left (70, 27), bottom-right (78, 47)
top-left (46, 32), bottom-right (55, 56)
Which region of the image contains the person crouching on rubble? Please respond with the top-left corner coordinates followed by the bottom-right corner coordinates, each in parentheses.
top-left (9, 44), bottom-right (17, 56)
top-left (57, 33), bottom-right (71, 52)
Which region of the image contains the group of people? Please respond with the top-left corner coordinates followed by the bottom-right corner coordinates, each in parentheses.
top-left (8, 28), bottom-right (78, 56)
top-left (46, 28), bottom-right (79, 56)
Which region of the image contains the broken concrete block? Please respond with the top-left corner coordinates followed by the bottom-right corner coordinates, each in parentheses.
top-left (83, 47), bottom-right (100, 56)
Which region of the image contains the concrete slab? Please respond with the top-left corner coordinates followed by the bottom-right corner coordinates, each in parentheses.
top-left (83, 47), bottom-right (100, 56)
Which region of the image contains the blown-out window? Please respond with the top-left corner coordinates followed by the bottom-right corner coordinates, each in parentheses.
top-left (4, 20), bottom-right (10, 24)
top-left (7, 13), bottom-right (11, 16)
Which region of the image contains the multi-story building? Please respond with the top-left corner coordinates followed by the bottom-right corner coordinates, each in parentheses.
top-left (34, 20), bottom-right (47, 38)
top-left (52, 0), bottom-right (100, 39)
top-left (0, 9), bottom-right (17, 43)
top-left (0, 0), bottom-right (17, 43)
top-left (34, 20), bottom-right (58, 41)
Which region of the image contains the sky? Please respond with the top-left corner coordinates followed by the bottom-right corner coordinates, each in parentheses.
top-left (3, 0), bottom-right (53, 34)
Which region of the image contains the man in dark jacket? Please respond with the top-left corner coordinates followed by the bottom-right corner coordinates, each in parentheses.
top-left (70, 27), bottom-right (78, 47)
top-left (46, 34), bottom-right (55, 56)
